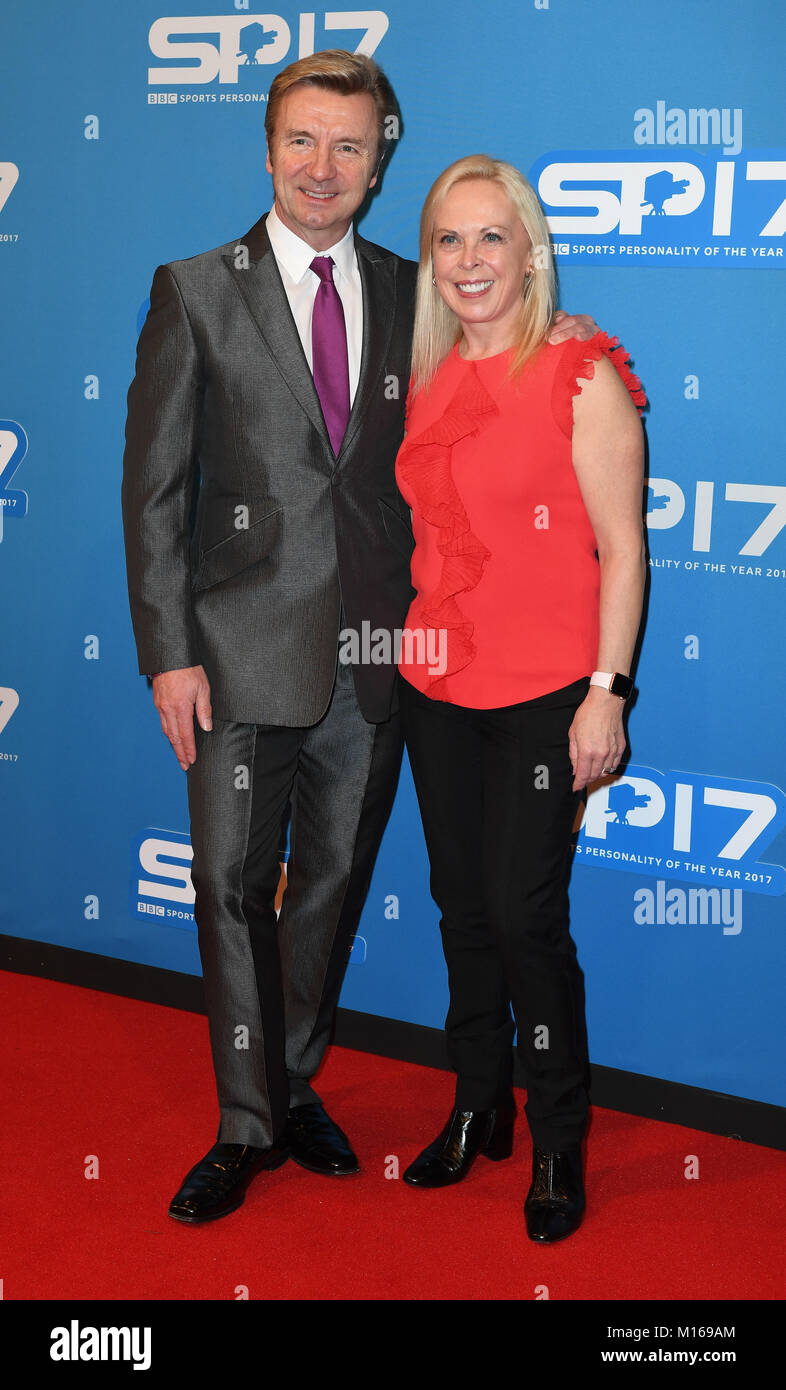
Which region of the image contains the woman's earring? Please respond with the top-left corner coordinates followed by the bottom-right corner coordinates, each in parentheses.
top-left (432, 275), bottom-right (437, 286)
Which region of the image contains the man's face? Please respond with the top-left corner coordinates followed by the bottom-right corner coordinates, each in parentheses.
top-left (266, 84), bottom-right (380, 251)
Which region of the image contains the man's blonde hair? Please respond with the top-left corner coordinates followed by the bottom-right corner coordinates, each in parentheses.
top-left (411, 155), bottom-right (557, 395)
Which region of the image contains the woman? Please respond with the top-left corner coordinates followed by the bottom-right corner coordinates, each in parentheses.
top-left (396, 155), bottom-right (646, 1242)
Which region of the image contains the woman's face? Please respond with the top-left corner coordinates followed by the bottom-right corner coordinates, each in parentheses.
top-left (431, 179), bottom-right (534, 338)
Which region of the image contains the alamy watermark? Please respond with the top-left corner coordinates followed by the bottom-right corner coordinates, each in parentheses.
top-left (634, 880), bottom-right (743, 935)
top-left (50, 1320), bottom-right (151, 1371)
top-left (338, 622), bottom-right (447, 677)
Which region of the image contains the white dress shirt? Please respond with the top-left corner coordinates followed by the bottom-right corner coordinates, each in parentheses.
top-left (265, 205), bottom-right (363, 406)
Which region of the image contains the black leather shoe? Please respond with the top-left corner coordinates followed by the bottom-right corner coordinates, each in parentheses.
top-left (524, 1144), bottom-right (585, 1242)
top-left (403, 1106), bottom-right (514, 1187)
top-left (168, 1141), bottom-right (289, 1224)
top-left (284, 1102), bottom-right (359, 1175)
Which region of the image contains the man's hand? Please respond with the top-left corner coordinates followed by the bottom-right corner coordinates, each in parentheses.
top-left (152, 665), bottom-right (212, 770)
top-left (548, 310), bottom-right (599, 345)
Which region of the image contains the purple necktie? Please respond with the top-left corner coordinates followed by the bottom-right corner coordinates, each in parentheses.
top-left (310, 255), bottom-right (350, 455)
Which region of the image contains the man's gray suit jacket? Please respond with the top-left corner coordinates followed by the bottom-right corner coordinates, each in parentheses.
top-left (121, 214), bottom-right (417, 727)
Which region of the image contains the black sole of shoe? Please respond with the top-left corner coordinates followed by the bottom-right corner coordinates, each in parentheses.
top-left (168, 1192), bottom-right (248, 1224)
top-left (526, 1225), bottom-right (583, 1243)
top-left (289, 1154), bottom-right (360, 1176)
top-left (402, 1177), bottom-right (458, 1188)
top-left (524, 1212), bottom-right (585, 1243)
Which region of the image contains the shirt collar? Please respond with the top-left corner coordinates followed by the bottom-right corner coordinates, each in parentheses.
top-left (266, 205), bottom-right (356, 286)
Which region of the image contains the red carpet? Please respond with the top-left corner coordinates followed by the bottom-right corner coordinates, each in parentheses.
top-left (1, 970), bottom-right (783, 1301)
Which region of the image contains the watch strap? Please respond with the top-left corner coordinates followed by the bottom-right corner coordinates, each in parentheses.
top-left (590, 670), bottom-right (633, 699)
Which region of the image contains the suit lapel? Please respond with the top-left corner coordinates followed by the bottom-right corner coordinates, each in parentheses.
top-left (222, 216), bottom-right (333, 460)
top-left (335, 235), bottom-right (396, 468)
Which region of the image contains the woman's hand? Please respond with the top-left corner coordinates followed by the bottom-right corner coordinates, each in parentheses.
top-left (568, 687), bottom-right (626, 791)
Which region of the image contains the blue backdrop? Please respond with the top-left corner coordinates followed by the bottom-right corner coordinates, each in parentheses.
top-left (2, 0), bottom-right (784, 1108)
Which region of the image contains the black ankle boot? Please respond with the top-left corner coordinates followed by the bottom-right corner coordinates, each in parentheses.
top-left (403, 1106), bottom-right (514, 1188)
top-left (524, 1144), bottom-right (585, 1242)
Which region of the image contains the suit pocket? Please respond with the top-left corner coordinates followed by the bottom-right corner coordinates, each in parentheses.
top-left (191, 505), bottom-right (283, 591)
top-left (378, 497), bottom-right (414, 559)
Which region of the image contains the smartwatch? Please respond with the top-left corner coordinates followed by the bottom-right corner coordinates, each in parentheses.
top-left (590, 670), bottom-right (634, 700)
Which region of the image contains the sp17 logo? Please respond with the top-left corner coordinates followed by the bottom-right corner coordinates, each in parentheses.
top-left (148, 11), bottom-right (389, 85)
top-left (0, 687), bottom-right (20, 737)
top-left (646, 478), bottom-right (786, 557)
top-left (530, 149), bottom-right (786, 266)
top-left (0, 163), bottom-right (18, 215)
top-left (132, 830), bottom-right (195, 926)
top-left (0, 421), bottom-right (29, 543)
top-left (575, 765), bottom-right (786, 897)
top-left (539, 157), bottom-right (705, 236)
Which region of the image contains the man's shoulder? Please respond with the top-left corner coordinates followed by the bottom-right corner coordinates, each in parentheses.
top-left (160, 215), bottom-right (268, 285)
top-left (163, 235), bottom-right (248, 279)
top-left (355, 233), bottom-right (417, 281)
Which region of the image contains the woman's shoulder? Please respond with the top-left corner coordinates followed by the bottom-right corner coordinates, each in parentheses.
top-left (548, 331), bottom-right (647, 438)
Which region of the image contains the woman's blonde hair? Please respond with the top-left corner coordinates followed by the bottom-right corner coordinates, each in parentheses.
top-left (410, 154), bottom-right (556, 395)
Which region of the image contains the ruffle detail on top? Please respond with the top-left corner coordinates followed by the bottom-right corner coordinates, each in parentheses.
top-left (397, 366), bottom-right (497, 695)
top-left (552, 331), bottom-right (647, 437)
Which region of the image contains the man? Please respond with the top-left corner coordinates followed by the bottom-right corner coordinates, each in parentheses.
top-left (122, 49), bottom-right (593, 1224)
